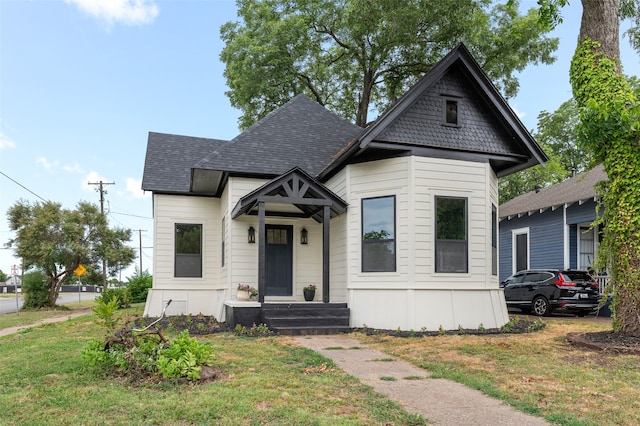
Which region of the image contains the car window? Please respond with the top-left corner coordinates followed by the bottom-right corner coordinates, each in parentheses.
top-left (524, 272), bottom-right (553, 282)
top-left (504, 273), bottom-right (525, 285)
top-left (564, 271), bottom-right (591, 282)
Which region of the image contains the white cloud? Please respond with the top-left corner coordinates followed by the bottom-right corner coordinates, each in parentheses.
top-left (125, 177), bottom-right (149, 199)
top-left (63, 163), bottom-right (85, 174)
top-left (36, 157), bottom-right (59, 171)
top-left (81, 171), bottom-right (113, 193)
top-left (65, 0), bottom-right (159, 26)
top-left (0, 132), bottom-right (16, 150)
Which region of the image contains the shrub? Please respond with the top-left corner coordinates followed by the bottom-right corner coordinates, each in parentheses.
top-left (92, 296), bottom-right (121, 332)
top-left (126, 269), bottom-right (152, 303)
top-left (22, 271), bottom-right (49, 309)
top-left (97, 287), bottom-right (129, 309)
top-left (157, 331), bottom-right (214, 380)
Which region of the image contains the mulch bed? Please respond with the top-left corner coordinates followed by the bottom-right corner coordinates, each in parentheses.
top-left (133, 315), bottom-right (640, 355)
top-left (567, 331), bottom-right (640, 354)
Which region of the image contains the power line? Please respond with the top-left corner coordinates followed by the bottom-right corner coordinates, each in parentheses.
top-left (0, 171), bottom-right (48, 202)
top-left (110, 211), bottom-right (152, 220)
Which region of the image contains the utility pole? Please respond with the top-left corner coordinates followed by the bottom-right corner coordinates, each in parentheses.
top-left (88, 180), bottom-right (115, 288)
top-left (133, 229), bottom-right (147, 272)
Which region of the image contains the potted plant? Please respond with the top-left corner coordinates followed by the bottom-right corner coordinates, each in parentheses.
top-left (303, 284), bottom-right (316, 301)
top-left (237, 284), bottom-right (255, 301)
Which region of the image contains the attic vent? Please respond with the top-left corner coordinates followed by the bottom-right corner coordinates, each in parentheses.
top-left (444, 99), bottom-right (458, 125)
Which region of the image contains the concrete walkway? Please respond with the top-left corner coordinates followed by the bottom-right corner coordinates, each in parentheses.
top-left (0, 308), bottom-right (91, 337)
top-left (292, 334), bottom-right (550, 426)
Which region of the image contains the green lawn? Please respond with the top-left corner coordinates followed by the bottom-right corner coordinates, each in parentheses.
top-left (2, 305), bottom-right (636, 426)
top-left (0, 307), bottom-right (424, 425)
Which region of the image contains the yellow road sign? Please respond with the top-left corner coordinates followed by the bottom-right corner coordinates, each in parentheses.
top-left (74, 264), bottom-right (86, 276)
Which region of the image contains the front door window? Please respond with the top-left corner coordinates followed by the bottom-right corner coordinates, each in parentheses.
top-left (265, 225), bottom-right (293, 296)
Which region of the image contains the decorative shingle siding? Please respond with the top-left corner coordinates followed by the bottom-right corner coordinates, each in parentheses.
top-left (377, 67), bottom-right (525, 157)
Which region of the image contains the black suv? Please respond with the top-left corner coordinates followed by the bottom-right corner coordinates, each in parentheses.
top-left (500, 269), bottom-right (600, 316)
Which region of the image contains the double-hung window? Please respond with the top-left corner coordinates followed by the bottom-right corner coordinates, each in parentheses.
top-left (435, 196), bottom-right (468, 273)
top-left (362, 196), bottom-right (396, 272)
top-left (175, 223), bottom-right (202, 277)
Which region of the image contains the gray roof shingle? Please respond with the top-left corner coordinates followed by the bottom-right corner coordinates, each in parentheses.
top-left (141, 132), bottom-right (229, 193)
top-left (193, 95), bottom-right (363, 177)
top-left (499, 164), bottom-right (607, 218)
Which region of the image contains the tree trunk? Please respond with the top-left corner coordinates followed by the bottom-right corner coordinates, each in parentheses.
top-left (356, 69), bottom-right (375, 127)
top-left (579, 0), bottom-right (620, 66)
top-left (571, 0), bottom-right (640, 335)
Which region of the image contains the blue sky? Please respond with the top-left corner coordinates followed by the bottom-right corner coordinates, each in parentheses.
top-left (1, 0), bottom-right (638, 280)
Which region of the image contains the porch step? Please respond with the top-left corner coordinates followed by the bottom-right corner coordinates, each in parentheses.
top-left (261, 303), bottom-right (350, 335)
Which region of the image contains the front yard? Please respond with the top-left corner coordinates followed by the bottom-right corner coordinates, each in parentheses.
top-left (1, 305), bottom-right (637, 425)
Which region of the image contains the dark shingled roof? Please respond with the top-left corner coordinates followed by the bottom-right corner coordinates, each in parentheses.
top-left (320, 43), bottom-right (547, 180)
top-left (142, 132), bottom-right (229, 194)
top-left (193, 94), bottom-right (363, 177)
top-left (499, 164), bottom-right (607, 219)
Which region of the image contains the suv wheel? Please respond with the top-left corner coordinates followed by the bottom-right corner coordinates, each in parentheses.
top-left (532, 296), bottom-right (550, 316)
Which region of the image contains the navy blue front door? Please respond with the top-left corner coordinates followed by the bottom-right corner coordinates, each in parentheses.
top-left (265, 225), bottom-right (293, 296)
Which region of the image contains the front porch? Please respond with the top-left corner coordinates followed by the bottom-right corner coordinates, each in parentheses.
top-left (225, 301), bottom-right (350, 335)
top-left (231, 168), bottom-right (349, 305)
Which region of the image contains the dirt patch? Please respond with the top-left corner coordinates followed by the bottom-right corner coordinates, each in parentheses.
top-left (567, 331), bottom-right (640, 354)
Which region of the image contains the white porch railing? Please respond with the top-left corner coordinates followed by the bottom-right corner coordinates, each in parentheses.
top-left (595, 275), bottom-right (610, 296)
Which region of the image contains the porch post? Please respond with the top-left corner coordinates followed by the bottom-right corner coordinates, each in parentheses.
top-left (322, 205), bottom-right (330, 303)
top-left (258, 201), bottom-right (266, 303)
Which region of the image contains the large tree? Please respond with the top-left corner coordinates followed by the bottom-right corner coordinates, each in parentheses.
top-left (541, 0), bottom-right (640, 334)
top-left (6, 200), bottom-right (135, 307)
top-left (221, 0), bottom-right (558, 129)
top-left (499, 76), bottom-right (640, 203)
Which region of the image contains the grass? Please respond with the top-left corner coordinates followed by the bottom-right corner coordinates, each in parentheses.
top-left (3, 305), bottom-right (638, 425)
top-left (358, 317), bottom-right (640, 426)
top-left (0, 300), bottom-right (95, 330)
top-left (0, 307), bottom-right (425, 426)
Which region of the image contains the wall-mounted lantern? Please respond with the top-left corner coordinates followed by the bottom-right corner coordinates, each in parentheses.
top-left (248, 226), bottom-right (256, 244)
top-left (300, 228), bottom-right (308, 245)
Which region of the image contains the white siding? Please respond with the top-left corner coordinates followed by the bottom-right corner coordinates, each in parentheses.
top-left (326, 167), bottom-right (350, 302)
top-left (225, 177), bottom-right (266, 293)
top-left (144, 193), bottom-right (224, 318)
top-left (344, 156), bottom-right (508, 330)
top-left (144, 157), bottom-right (508, 329)
top-left (325, 167), bottom-right (348, 200)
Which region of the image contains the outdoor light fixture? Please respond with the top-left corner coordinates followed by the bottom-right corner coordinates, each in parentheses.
top-left (248, 226), bottom-right (255, 244)
top-left (300, 228), bottom-right (308, 245)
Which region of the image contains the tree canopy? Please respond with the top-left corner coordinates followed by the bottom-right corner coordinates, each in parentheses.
top-left (221, 0), bottom-right (558, 128)
top-left (499, 76), bottom-right (640, 204)
top-left (6, 200), bottom-right (135, 307)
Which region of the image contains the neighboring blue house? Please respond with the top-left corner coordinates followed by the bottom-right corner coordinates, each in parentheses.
top-left (498, 165), bottom-right (607, 282)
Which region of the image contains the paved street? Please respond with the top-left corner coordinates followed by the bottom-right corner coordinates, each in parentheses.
top-left (0, 292), bottom-right (98, 315)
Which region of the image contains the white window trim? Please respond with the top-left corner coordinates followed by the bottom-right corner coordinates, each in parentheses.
top-left (511, 227), bottom-right (530, 275)
top-left (577, 223), bottom-right (597, 270)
